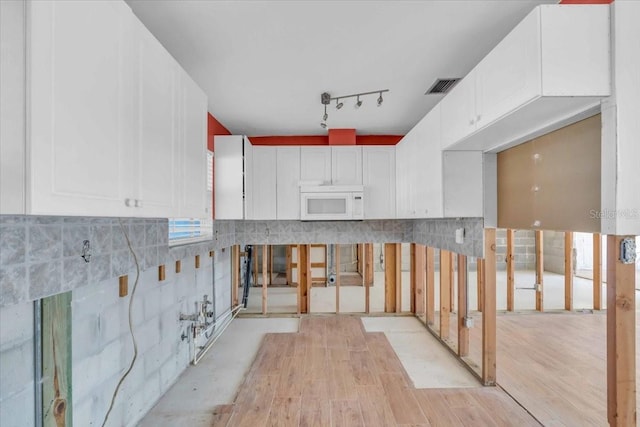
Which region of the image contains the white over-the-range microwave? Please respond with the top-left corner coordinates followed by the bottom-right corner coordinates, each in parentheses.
top-left (300, 185), bottom-right (364, 221)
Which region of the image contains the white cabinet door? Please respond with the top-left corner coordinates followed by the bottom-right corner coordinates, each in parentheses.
top-left (214, 135), bottom-right (245, 219)
top-left (276, 146), bottom-right (301, 219)
top-left (248, 147), bottom-right (277, 219)
top-left (29, 0), bottom-right (134, 216)
top-left (395, 141), bottom-right (409, 218)
top-left (443, 151), bottom-right (483, 217)
top-left (476, 8), bottom-right (541, 129)
top-left (300, 147), bottom-right (331, 184)
top-left (415, 105), bottom-right (443, 218)
top-left (178, 72), bottom-right (208, 219)
top-left (331, 146), bottom-right (362, 185)
top-left (363, 147), bottom-right (396, 219)
top-left (135, 23), bottom-right (179, 217)
top-left (440, 71), bottom-right (477, 149)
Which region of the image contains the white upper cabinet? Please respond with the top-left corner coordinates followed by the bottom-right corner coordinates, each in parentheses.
top-left (214, 135), bottom-right (246, 220)
top-left (276, 146), bottom-right (301, 220)
top-left (28, 0), bottom-right (134, 216)
top-left (5, 0), bottom-right (208, 218)
top-left (443, 151), bottom-right (484, 218)
top-left (246, 146), bottom-right (277, 220)
top-left (300, 147), bottom-right (331, 184)
top-left (331, 146), bottom-right (362, 185)
top-left (441, 5), bottom-right (610, 152)
top-left (363, 147), bottom-right (395, 219)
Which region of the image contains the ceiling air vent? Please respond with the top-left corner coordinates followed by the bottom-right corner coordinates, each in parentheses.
top-left (425, 78), bottom-right (461, 95)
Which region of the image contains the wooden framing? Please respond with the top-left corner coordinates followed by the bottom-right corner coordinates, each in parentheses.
top-left (440, 249), bottom-right (452, 340)
top-left (175, 260), bottom-right (181, 274)
top-left (286, 245), bottom-right (292, 286)
top-left (477, 258), bottom-right (484, 312)
top-left (564, 231), bottom-right (573, 311)
top-left (606, 235), bottom-right (636, 426)
top-left (335, 244), bottom-right (341, 313)
top-left (269, 245), bottom-right (273, 286)
top-left (262, 245), bottom-right (268, 314)
top-left (482, 228), bottom-right (497, 385)
top-left (593, 233), bottom-right (602, 310)
top-left (118, 275), bottom-right (128, 297)
top-left (298, 245), bottom-right (310, 314)
top-left (410, 244), bottom-right (416, 313)
top-left (506, 229), bottom-right (515, 311)
top-left (426, 247), bottom-right (435, 325)
top-left (195, 254), bottom-right (200, 269)
top-left (158, 264), bottom-right (166, 282)
top-left (364, 244), bottom-right (370, 314)
top-left (457, 254), bottom-right (469, 357)
top-left (232, 245), bottom-right (240, 306)
top-left (384, 243), bottom-right (401, 313)
top-left (413, 244), bottom-right (426, 317)
top-left (535, 230), bottom-right (544, 312)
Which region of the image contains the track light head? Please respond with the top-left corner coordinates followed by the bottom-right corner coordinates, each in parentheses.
top-left (355, 96), bottom-right (362, 109)
top-left (320, 121), bottom-right (327, 129)
top-left (377, 93), bottom-right (383, 107)
top-left (336, 99), bottom-right (343, 109)
top-left (322, 104), bottom-right (328, 121)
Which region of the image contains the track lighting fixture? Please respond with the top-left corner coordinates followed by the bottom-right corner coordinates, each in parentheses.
top-left (319, 88), bottom-right (389, 128)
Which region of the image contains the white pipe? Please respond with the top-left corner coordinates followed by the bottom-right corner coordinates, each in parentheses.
top-left (192, 304), bottom-right (244, 365)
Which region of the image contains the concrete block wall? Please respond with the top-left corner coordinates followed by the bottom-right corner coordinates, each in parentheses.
top-left (494, 229), bottom-right (537, 272)
top-left (543, 231), bottom-right (567, 275)
top-left (0, 301), bottom-right (35, 427)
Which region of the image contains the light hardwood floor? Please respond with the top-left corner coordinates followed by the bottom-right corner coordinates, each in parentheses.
top-left (216, 315), bottom-right (539, 427)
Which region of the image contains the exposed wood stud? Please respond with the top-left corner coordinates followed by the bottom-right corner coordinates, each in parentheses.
top-left (535, 231), bottom-right (544, 312)
top-left (232, 245), bottom-right (240, 306)
top-left (458, 254), bottom-right (469, 357)
top-left (364, 244), bottom-right (370, 314)
top-left (286, 245), bottom-right (292, 286)
top-left (298, 245), bottom-right (310, 314)
top-left (426, 247), bottom-right (435, 325)
top-left (262, 245), bottom-right (268, 315)
top-left (440, 249), bottom-right (452, 340)
top-left (209, 250), bottom-right (214, 257)
top-left (364, 243), bottom-right (374, 287)
top-left (384, 243), bottom-right (401, 313)
top-left (606, 235), bottom-right (636, 426)
top-left (414, 244), bottom-right (426, 317)
top-left (175, 260), bottom-right (181, 274)
top-left (195, 255), bottom-right (201, 269)
top-left (564, 231), bottom-right (573, 311)
top-left (269, 245), bottom-right (273, 286)
top-left (395, 244), bottom-right (402, 313)
top-left (119, 275), bottom-right (128, 297)
top-left (506, 229), bottom-right (515, 311)
top-left (482, 228), bottom-right (497, 385)
top-left (477, 258), bottom-right (484, 312)
top-left (593, 233), bottom-right (602, 310)
top-left (158, 265), bottom-right (166, 282)
top-left (335, 244), bottom-right (341, 314)
top-left (410, 243), bottom-right (416, 314)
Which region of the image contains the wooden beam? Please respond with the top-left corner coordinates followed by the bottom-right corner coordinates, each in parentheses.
top-left (410, 243), bottom-right (416, 313)
top-left (269, 245), bottom-right (273, 286)
top-left (364, 244), bottom-right (370, 314)
top-left (232, 245), bottom-right (240, 306)
top-left (457, 254), bottom-right (469, 357)
top-left (414, 244), bottom-right (426, 317)
top-left (253, 246), bottom-right (258, 288)
top-left (286, 245), bottom-right (292, 286)
top-left (364, 243), bottom-right (374, 286)
top-left (477, 258), bottom-right (484, 312)
top-left (535, 231), bottom-right (544, 312)
top-left (175, 260), bottom-right (181, 274)
top-left (395, 244), bottom-right (402, 313)
top-left (158, 264), bottom-right (166, 282)
top-left (195, 255), bottom-right (200, 269)
top-left (384, 243), bottom-right (399, 313)
top-left (426, 247), bottom-right (435, 326)
top-left (42, 292), bottom-right (72, 426)
top-left (440, 249), bottom-right (452, 340)
top-left (606, 235), bottom-right (637, 426)
top-left (119, 275), bottom-right (128, 297)
top-left (335, 244), bottom-right (341, 314)
top-left (593, 233), bottom-right (602, 310)
top-left (298, 245), bottom-right (308, 314)
top-left (506, 229), bottom-right (515, 311)
top-left (262, 245), bottom-right (268, 314)
top-left (564, 231), bottom-right (574, 311)
top-left (482, 228), bottom-right (497, 386)
top-left (305, 245), bottom-right (311, 312)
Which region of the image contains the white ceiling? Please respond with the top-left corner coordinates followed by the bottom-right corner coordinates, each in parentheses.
top-left (127, 0), bottom-right (556, 136)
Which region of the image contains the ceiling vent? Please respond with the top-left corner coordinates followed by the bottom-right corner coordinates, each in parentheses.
top-left (425, 78), bottom-right (461, 95)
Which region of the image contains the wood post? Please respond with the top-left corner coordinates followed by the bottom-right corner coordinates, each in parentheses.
top-left (384, 243), bottom-right (401, 313)
top-left (413, 244), bottom-right (426, 317)
top-left (232, 245), bottom-right (240, 306)
top-left (158, 264), bottom-right (166, 282)
top-left (506, 229), bottom-right (515, 311)
top-left (606, 235), bottom-right (636, 426)
top-left (364, 244), bottom-right (370, 314)
top-left (535, 231), bottom-right (544, 312)
top-left (298, 245), bottom-right (309, 314)
top-left (364, 243), bottom-right (374, 286)
top-left (440, 249), bottom-right (453, 340)
top-left (175, 260), bottom-right (181, 274)
top-left (564, 231), bottom-right (574, 311)
top-left (269, 245), bottom-right (273, 286)
top-left (335, 244), bottom-right (341, 314)
top-left (482, 228), bottom-right (497, 386)
top-left (262, 245), bottom-right (268, 314)
top-left (477, 258), bottom-right (484, 312)
top-left (286, 245), bottom-right (292, 286)
top-left (457, 254), bottom-right (469, 357)
top-left (593, 233), bottom-right (602, 310)
top-left (195, 255), bottom-right (200, 269)
top-left (426, 247), bottom-right (435, 326)
top-left (410, 244), bottom-right (416, 313)
top-left (118, 275), bottom-right (128, 297)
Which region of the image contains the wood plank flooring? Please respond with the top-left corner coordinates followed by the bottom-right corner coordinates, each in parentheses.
top-left (219, 315), bottom-right (539, 427)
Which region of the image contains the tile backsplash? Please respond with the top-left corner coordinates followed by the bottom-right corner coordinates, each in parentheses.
top-left (0, 215), bottom-right (483, 307)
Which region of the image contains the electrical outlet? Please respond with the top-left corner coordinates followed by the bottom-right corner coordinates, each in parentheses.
top-left (463, 317), bottom-right (474, 328)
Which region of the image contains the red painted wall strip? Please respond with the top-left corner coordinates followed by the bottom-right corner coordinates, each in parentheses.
top-left (248, 135), bottom-right (403, 146)
top-left (559, 0), bottom-right (612, 4)
top-left (328, 129), bottom-right (356, 145)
